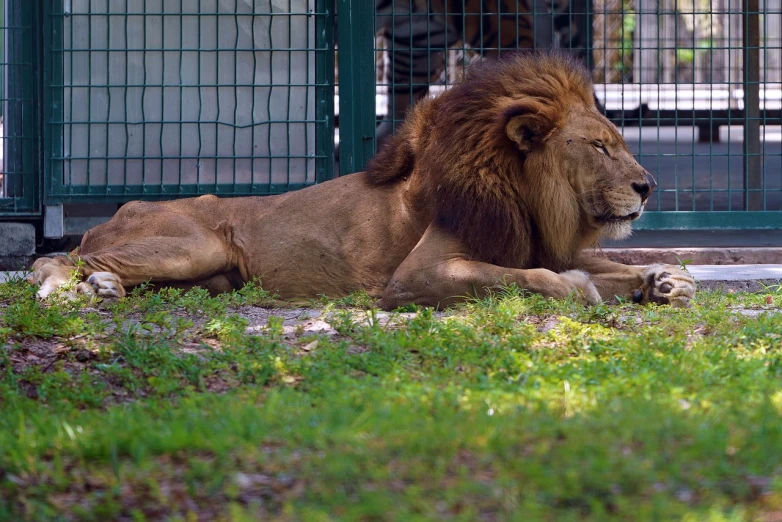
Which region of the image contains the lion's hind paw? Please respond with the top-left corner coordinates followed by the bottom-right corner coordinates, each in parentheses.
top-left (86, 272), bottom-right (126, 298)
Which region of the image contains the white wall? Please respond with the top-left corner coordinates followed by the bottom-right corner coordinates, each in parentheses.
top-left (62, 0), bottom-right (316, 188)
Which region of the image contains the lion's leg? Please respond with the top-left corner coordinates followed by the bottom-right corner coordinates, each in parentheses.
top-left (29, 199), bottom-right (240, 300)
top-left (27, 256), bottom-right (92, 299)
top-left (29, 255), bottom-right (141, 299)
top-left (379, 223), bottom-right (601, 310)
top-left (569, 254), bottom-right (645, 301)
top-left (31, 234), bottom-right (236, 300)
top-left (140, 270), bottom-right (245, 296)
top-left (572, 253), bottom-right (696, 307)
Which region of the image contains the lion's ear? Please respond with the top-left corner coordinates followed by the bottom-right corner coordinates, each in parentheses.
top-left (502, 102), bottom-right (558, 152)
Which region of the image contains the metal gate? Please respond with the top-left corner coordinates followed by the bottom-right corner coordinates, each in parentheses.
top-left (42, 0), bottom-right (334, 204)
top-left (0, 0), bottom-right (39, 216)
top-left (2, 0), bottom-right (782, 233)
top-left (338, 0), bottom-right (782, 230)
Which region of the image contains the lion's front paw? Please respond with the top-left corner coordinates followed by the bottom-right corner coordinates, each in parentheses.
top-left (559, 270), bottom-right (602, 305)
top-left (633, 264), bottom-right (696, 308)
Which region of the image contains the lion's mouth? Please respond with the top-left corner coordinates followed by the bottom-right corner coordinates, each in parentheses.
top-left (597, 211), bottom-right (640, 223)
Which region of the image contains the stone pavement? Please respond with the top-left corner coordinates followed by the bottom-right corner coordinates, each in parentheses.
top-left (3, 264), bottom-right (782, 292)
top-left (687, 264), bottom-right (782, 281)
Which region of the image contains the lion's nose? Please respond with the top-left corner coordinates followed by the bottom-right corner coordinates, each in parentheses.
top-left (632, 172), bottom-right (657, 200)
top-left (632, 181), bottom-right (651, 199)
top-left (644, 171), bottom-right (657, 191)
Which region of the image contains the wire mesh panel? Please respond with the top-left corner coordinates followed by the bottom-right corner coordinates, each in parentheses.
top-left (607, 0), bottom-right (782, 220)
top-left (364, 0), bottom-right (782, 228)
top-left (0, 0), bottom-right (39, 216)
top-left (372, 0), bottom-right (591, 147)
top-left (45, 0), bottom-right (334, 203)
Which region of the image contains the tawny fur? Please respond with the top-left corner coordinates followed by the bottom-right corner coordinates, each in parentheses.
top-left (28, 52), bottom-right (696, 309)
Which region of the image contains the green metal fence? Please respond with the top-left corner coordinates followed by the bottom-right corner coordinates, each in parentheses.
top-left (0, 0), bottom-right (337, 218)
top-left (336, 0), bottom-right (782, 230)
top-left (0, 0), bottom-right (40, 216)
top-left (1, 0), bottom-right (781, 233)
top-left (43, 0), bottom-right (334, 204)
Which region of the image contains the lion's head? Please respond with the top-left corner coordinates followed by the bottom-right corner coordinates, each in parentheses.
top-left (502, 80), bottom-right (656, 244)
top-left (369, 51), bottom-right (655, 272)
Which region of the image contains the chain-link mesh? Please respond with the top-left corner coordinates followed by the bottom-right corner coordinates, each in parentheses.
top-left (0, 0), bottom-right (39, 216)
top-left (368, 0), bottom-right (782, 225)
top-left (46, 0), bottom-right (334, 203)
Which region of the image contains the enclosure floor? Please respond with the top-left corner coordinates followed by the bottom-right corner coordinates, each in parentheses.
top-left (6, 265), bottom-right (782, 290)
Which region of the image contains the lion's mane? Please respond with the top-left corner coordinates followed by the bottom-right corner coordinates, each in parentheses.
top-left (367, 52), bottom-right (597, 273)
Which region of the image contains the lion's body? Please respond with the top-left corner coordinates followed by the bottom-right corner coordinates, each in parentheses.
top-left (30, 53), bottom-right (696, 308)
top-left (74, 172), bottom-right (433, 299)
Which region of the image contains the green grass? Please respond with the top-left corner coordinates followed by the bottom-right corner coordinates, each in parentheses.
top-left (1, 276), bottom-right (782, 521)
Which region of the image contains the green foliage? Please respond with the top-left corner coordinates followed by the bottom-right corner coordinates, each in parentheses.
top-left (677, 256), bottom-right (693, 271)
top-left (320, 289), bottom-right (377, 310)
top-left (617, 4), bottom-right (636, 76)
top-left (2, 276), bottom-right (782, 520)
top-left (676, 48), bottom-right (696, 64)
top-left (760, 281), bottom-right (782, 295)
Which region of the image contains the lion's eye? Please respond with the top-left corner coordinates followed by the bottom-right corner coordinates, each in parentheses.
top-left (593, 140), bottom-right (609, 156)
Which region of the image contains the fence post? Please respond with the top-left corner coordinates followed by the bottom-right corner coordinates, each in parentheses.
top-left (337, 0), bottom-right (376, 175)
top-left (743, 0), bottom-right (763, 210)
top-left (315, 0), bottom-right (336, 183)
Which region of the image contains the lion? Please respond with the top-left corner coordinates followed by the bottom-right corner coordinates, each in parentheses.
top-left (29, 52), bottom-right (695, 309)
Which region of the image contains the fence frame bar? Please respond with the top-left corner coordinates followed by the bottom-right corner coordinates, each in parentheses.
top-left (315, 0), bottom-right (336, 183)
top-left (336, 0), bottom-right (376, 175)
top-left (742, 0), bottom-right (763, 211)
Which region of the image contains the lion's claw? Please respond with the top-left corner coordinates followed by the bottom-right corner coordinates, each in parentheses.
top-left (559, 269), bottom-right (602, 305)
top-left (636, 264), bottom-right (696, 308)
top-left (632, 288), bottom-right (644, 304)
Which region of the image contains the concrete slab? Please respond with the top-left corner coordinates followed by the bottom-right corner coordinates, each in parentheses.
top-left (0, 223), bottom-right (35, 256)
top-left (0, 271), bottom-right (24, 283)
top-left (0, 257), bottom-right (34, 272)
top-left (687, 264), bottom-right (782, 281)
